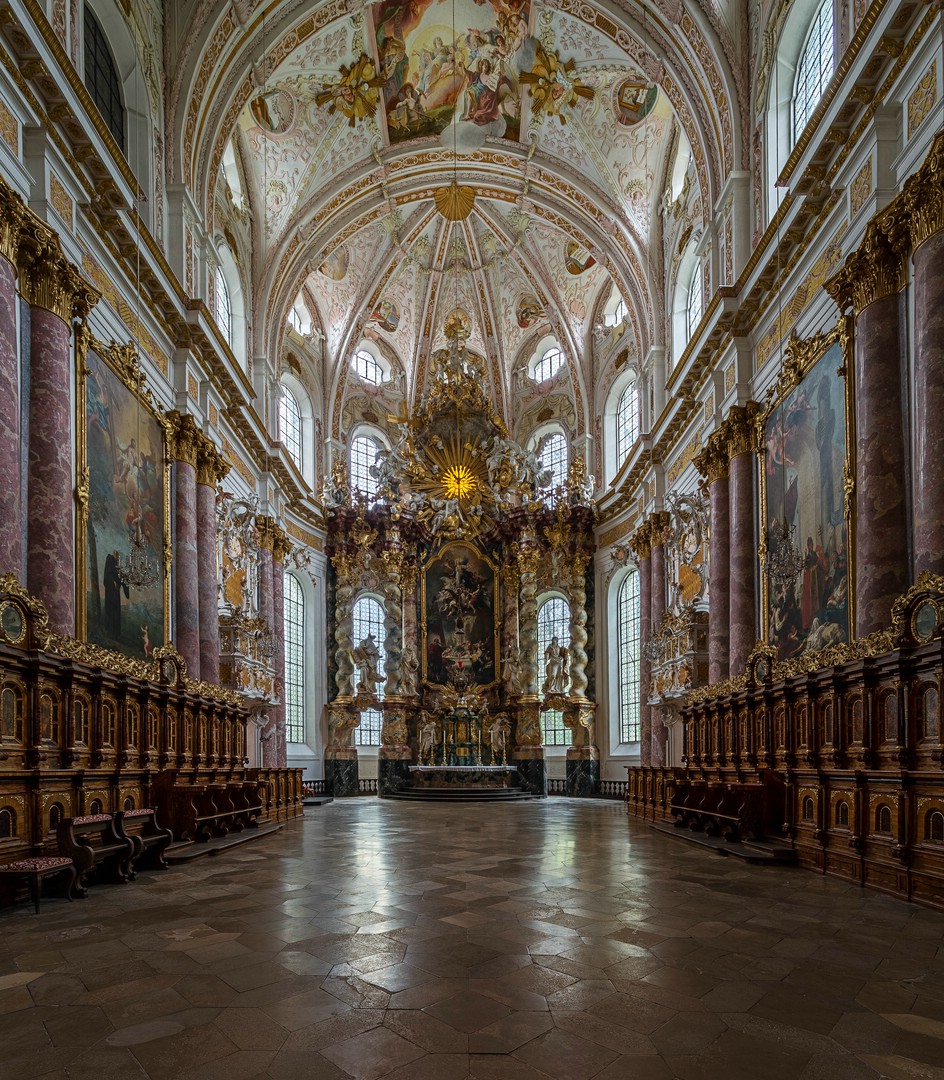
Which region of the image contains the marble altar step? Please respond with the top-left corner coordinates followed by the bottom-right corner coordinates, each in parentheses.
top-left (385, 785), bottom-right (538, 802)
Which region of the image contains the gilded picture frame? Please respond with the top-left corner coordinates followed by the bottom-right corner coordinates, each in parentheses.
top-left (421, 541), bottom-right (501, 689)
top-left (76, 334), bottom-right (172, 659)
top-left (757, 316), bottom-right (855, 661)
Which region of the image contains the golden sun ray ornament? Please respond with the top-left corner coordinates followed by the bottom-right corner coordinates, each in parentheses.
top-left (520, 45), bottom-right (594, 123)
top-left (315, 54), bottom-right (385, 127)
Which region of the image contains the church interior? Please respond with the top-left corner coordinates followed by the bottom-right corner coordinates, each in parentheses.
top-left (1, 0), bottom-right (944, 1075)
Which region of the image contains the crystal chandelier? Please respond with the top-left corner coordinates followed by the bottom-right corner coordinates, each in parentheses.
top-left (642, 636), bottom-right (664, 665)
top-left (763, 518), bottom-right (805, 588)
top-left (117, 522), bottom-right (159, 590)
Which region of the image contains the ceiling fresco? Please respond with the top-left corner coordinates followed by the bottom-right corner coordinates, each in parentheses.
top-left (224, 0), bottom-right (689, 431)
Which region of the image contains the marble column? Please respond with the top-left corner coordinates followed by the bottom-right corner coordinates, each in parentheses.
top-left (168, 412), bottom-right (201, 677)
top-left (18, 226), bottom-right (99, 635)
top-left (726, 404), bottom-right (760, 674)
top-left (195, 442), bottom-right (228, 684)
top-left (270, 532), bottom-right (289, 767)
top-left (695, 433), bottom-right (730, 683)
top-left (0, 181), bottom-right (24, 578)
top-left (513, 538), bottom-right (546, 796)
top-left (827, 223), bottom-right (908, 634)
top-left (907, 152), bottom-right (944, 576)
top-left (630, 522), bottom-right (652, 764)
top-left (649, 511), bottom-right (670, 766)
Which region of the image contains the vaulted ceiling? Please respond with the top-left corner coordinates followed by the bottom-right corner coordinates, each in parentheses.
top-left (167, 0), bottom-right (742, 435)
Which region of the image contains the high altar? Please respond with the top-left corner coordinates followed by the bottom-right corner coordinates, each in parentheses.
top-left (322, 323), bottom-right (597, 797)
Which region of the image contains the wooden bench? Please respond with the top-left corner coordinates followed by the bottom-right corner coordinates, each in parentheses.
top-left (114, 809), bottom-right (173, 873)
top-left (159, 781), bottom-right (262, 843)
top-left (671, 773), bottom-right (787, 842)
top-left (56, 814), bottom-right (135, 895)
top-left (0, 856), bottom-right (78, 913)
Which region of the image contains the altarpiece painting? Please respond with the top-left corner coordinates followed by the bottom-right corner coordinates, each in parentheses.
top-left (761, 327), bottom-right (851, 661)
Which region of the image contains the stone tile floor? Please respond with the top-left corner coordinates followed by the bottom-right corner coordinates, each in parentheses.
top-left (2, 798), bottom-right (944, 1079)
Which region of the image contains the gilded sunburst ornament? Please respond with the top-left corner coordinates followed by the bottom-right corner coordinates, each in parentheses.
top-left (442, 463), bottom-right (477, 500)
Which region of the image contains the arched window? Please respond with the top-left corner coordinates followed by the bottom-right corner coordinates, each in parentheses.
top-left (284, 572), bottom-right (305, 744)
top-left (214, 265), bottom-right (231, 343)
top-left (352, 596), bottom-right (386, 746)
top-left (84, 9), bottom-right (125, 151)
top-left (615, 385), bottom-right (639, 464)
top-left (0, 806), bottom-right (14, 839)
top-left (538, 596), bottom-right (571, 746)
top-left (928, 810), bottom-right (944, 843)
top-left (793, 0), bottom-right (834, 140)
top-left (350, 434), bottom-right (382, 501)
top-left (353, 349), bottom-right (384, 386)
top-left (876, 805), bottom-right (892, 834)
top-left (685, 266), bottom-right (703, 341)
top-left (617, 573), bottom-right (641, 744)
top-left (279, 386), bottom-right (303, 471)
top-left (533, 346), bottom-right (564, 382)
top-left (537, 431), bottom-right (568, 493)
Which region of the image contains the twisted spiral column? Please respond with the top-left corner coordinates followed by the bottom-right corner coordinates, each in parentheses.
top-left (568, 553), bottom-right (590, 700)
top-left (515, 543), bottom-right (540, 697)
top-left (332, 554), bottom-right (356, 699)
top-left (382, 549), bottom-right (403, 698)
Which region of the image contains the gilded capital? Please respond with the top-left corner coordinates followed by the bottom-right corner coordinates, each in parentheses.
top-left (514, 541), bottom-right (541, 577)
top-left (723, 401), bottom-right (762, 459)
top-left (825, 220), bottom-right (905, 313)
top-left (17, 224), bottom-right (100, 322)
top-left (649, 511), bottom-right (671, 550)
top-left (256, 515), bottom-right (277, 553)
top-left (273, 532), bottom-right (294, 565)
top-left (0, 176), bottom-right (25, 266)
top-left (694, 431), bottom-right (729, 485)
top-left (902, 131), bottom-right (944, 251)
top-left (629, 520), bottom-right (653, 561)
top-left (195, 437), bottom-right (230, 487)
top-left (167, 410), bottom-right (201, 468)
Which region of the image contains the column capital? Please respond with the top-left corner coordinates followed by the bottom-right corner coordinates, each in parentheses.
top-left (719, 401), bottom-right (762, 459)
top-left (0, 176), bottom-right (25, 267)
top-left (629, 519), bottom-right (653, 561)
top-left (826, 218), bottom-right (907, 313)
top-left (694, 429), bottom-right (730, 484)
top-left (256, 514), bottom-right (288, 554)
top-left (167, 410), bottom-right (201, 468)
top-left (648, 511), bottom-right (671, 550)
top-left (17, 223), bottom-right (100, 321)
top-left (901, 130), bottom-right (944, 252)
top-left (195, 436), bottom-right (230, 487)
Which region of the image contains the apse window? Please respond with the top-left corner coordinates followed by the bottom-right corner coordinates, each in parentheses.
top-left (279, 386), bottom-right (303, 470)
top-left (538, 596), bottom-right (572, 746)
top-left (84, 9), bottom-right (125, 152)
top-left (538, 431), bottom-right (568, 493)
top-left (214, 266), bottom-right (232, 343)
top-left (353, 349), bottom-right (384, 386)
top-left (533, 346), bottom-right (564, 383)
top-left (794, 0), bottom-right (834, 140)
top-left (283, 573), bottom-right (305, 744)
top-left (616, 385), bottom-right (639, 463)
top-left (617, 572), bottom-right (641, 743)
top-left (350, 435), bottom-right (382, 501)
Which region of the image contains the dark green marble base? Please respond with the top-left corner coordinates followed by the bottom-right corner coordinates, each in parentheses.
top-left (325, 755), bottom-right (359, 797)
top-left (514, 758), bottom-right (547, 797)
top-left (566, 756), bottom-right (599, 797)
top-left (378, 757), bottom-right (411, 796)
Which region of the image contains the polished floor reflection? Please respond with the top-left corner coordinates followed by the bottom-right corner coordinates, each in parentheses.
top-left (2, 798), bottom-right (944, 1079)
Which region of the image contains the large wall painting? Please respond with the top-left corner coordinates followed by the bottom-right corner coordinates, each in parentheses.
top-left (373, 0), bottom-right (531, 144)
top-left (760, 326), bottom-right (852, 661)
top-left (422, 541), bottom-right (499, 687)
top-left (79, 342), bottom-right (168, 659)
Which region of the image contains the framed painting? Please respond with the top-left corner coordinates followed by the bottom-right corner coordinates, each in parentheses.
top-left (759, 319), bottom-right (853, 661)
top-left (421, 541), bottom-right (500, 688)
top-left (77, 338), bottom-right (170, 659)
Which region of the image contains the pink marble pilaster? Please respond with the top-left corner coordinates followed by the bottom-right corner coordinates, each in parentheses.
top-left (26, 307), bottom-right (74, 634)
top-left (0, 258), bottom-right (21, 578)
top-left (638, 554), bottom-right (652, 766)
top-left (649, 542), bottom-right (667, 766)
top-left (854, 295), bottom-right (909, 635)
top-left (708, 474), bottom-right (730, 683)
top-left (728, 451), bottom-right (757, 675)
top-left (196, 479), bottom-right (220, 684)
top-left (912, 229), bottom-right (944, 576)
top-left (174, 460), bottom-right (200, 678)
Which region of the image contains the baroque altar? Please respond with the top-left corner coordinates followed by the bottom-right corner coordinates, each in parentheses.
top-left (322, 320), bottom-right (597, 797)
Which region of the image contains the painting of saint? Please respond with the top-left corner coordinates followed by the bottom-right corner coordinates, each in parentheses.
top-left (423, 542), bottom-right (498, 686)
top-left (516, 293), bottom-right (542, 328)
top-left (319, 246), bottom-right (349, 281)
top-left (370, 298), bottom-right (401, 333)
top-left (84, 348), bottom-right (165, 659)
top-left (614, 79), bottom-right (657, 126)
top-left (564, 240), bottom-right (596, 275)
top-left (249, 89), bottom-right (294, 134)
top-left (764, 339), bottom-right (849, 660)
top-left (373, 0), bottom-right (530, 145)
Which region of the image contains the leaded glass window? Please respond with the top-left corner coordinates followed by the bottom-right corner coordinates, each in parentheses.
top-left (538, 596), bottom-right (571, 746)
top-left (618, 572), bottom-right (641, 743)
top-left (353, 349), bottom-right (383, 385)
top-left (84, 9), bottom-right (125, 151)
top-left (352, 596), bottom-right (385, 746)
top-left (538, 431), bottom-right (568, 494)
top-left (350, 435), bottom-right (381, 501)
top-left (279, 386), bottom-right (302, 470)
top-left (214, 266), bottom-right (232, 343)
top-left (534, 346), bottom-right (564, 382)
top-left (616, 385), bottom-right (639, 463)
top-left (284, 573), bottom-right (305, 744)
top-left (686, 266), bottom-right (703, 341)
top-left (794, 0), bottom-right (834, 140)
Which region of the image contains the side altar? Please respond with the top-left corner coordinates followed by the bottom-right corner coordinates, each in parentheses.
top-left (321, 319), bottom-right (598, 798)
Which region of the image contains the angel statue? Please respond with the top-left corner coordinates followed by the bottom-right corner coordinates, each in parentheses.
top-left (542, 635), bottom-right (569, 695)
top-left (488, 714), bottom-right (512, 765)
top-left (417, 711), bottom-right (438, 764)
top-left (351, 633), bottom-right (383, 693)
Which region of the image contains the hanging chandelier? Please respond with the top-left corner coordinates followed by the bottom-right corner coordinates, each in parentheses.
top-left (763, 518), bottom-right (805, 589)
top-left (117, 521), bottom-right (159, 590)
